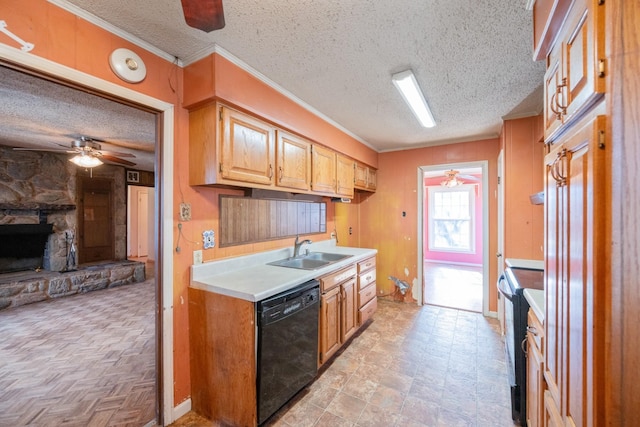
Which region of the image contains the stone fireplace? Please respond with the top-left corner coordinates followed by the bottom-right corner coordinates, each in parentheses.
top-left (0, 146), bottom-right (145, 311)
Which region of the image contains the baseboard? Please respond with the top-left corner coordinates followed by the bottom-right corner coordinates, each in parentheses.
top-left (172, 398), bottom-right (192, 424)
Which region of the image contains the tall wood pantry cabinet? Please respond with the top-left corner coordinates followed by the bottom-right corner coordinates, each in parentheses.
top-left (535, 0), bottom-right (608, 425)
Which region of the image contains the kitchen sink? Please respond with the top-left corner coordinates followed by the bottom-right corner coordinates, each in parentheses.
top-left (267, 252), bottom-right (352, 270)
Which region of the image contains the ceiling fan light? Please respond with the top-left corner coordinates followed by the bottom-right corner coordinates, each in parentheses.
top-left (69, 153), bottom-right (103, 168)
top-left (440, 177), bottom-right (463, 188)
top-left (392, 69), bottom-right (436, 128)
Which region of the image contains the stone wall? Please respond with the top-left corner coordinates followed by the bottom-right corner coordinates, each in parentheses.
top-left (0, 145), bottom-right (127, 272)
top-left (0, 261), bottom-right (146, 311)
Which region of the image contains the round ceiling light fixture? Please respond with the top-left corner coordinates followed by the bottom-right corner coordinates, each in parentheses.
top-left (109, 48), bottom-right (147, 83)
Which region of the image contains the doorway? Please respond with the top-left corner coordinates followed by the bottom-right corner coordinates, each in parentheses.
top-left (78, 176), bottom-right (115, 264)
top-left (0, 46), bottom-right (174, 424)
top-left (417, 161), bottom-right (490, 315)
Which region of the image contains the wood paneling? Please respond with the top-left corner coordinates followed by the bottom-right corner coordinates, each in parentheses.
top-left (219, 196), bottom-right (326, 246)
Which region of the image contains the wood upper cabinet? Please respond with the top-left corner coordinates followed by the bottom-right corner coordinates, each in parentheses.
top-left (336, 154), bottom-right (355, 198)
top-left (189, 103), bottom-right (275, 187)
top-left (354, 161), bottom-right (377, 192)
top-left (544, 0), bottom-right (606, 142)
top-left (275, 130), bottom-right (311, 191)
top-left (221, 106), bottom-right (275, 185)
top-left (311, 144), bottom-right (336, 195)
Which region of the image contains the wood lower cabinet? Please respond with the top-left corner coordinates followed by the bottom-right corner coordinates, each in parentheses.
top-left (318, 263), bottom-right (358, 365)
top-left (188, 288), bottom-right (257, 426)
top-left (356, 256), bottom-right (377, 325)
top-left (526, 309), bottom-right (544, 427)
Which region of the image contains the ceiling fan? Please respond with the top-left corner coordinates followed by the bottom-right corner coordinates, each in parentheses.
top-left (13, 136), bottom-right (137, 168)
top-left (440, 169), bottom-right (479, 187)
top-left (181, 0), bottom-right (225, 32)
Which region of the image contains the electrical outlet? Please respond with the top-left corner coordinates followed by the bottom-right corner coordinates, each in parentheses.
top-left (179, 202), bottom-right (191, 221)
top-left (193, 249), bottom-right (203, 265)
top-left (203, 230), bottom-right (215, 249)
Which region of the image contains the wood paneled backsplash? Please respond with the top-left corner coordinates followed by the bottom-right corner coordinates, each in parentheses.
top-left (219, 195), bottom-right (326, 247)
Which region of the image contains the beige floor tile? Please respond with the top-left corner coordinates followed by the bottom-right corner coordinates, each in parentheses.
top-left (326, 392), bottom-right (367, 422)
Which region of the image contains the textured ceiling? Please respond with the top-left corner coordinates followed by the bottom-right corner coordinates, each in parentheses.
top-left (0, 65), bottom-right (157, 171)
top-left (60, 0), bottom-right (545, 151)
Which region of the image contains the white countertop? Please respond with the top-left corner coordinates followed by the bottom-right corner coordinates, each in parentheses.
top-left (190, 239), bottom-right (377, 302)
top-left (505, 258), bottom-right (544, 270)
top-left (524, 288), bottom-right (545, 323)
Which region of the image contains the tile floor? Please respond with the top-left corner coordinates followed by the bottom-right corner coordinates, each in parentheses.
top-left (424, 262), bottom-right (483, 313)
top-left (171, 298), bottom-right (515, 427)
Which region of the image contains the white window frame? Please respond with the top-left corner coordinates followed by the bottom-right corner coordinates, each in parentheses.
top-left (427, 184), bottom-right (476, 254)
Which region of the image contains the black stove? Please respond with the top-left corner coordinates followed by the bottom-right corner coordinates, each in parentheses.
top-left (498, 265), bottom-right (544, 425)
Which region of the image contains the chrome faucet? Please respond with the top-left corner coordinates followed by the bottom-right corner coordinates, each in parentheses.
top-left (293, 235), bottom-right (312, 258)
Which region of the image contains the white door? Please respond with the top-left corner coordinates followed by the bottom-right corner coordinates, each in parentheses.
top-left (137, 189), bottom-right (149, 257)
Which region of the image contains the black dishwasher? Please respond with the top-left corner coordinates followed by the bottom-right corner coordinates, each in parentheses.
top-left (257, 279), bottom-right (320, 425)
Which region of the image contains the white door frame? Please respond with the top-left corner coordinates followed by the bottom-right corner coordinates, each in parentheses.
top-left (0, 45), bottom-right (176, 423)
top-left (417, 160), bottom-right (491, 316)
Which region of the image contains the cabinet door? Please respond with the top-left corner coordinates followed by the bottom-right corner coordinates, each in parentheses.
top-left (276, 130), bottom-right (311, 191)
top-left (336, 154), bottom-right (354, 197)
top-left (341, 278), bottom-right (358, 342)
top-left (544, 391), bottom-right (563, 427)
top-left (544, 41), bottom-right (564, 139)
top-left (220, 106), bottom-right (275, 185)
top-left (527, 330), bottom-right (544, 427)
top-left (311, 145), bottom-right (336, 194)
top-left (561, 0), bottom-right (605, 123)
top-left (367, 168), bottom-right (377, 190)
top-left (544, 144), bottom-right (564, 404)
top-left (354, 162), bottom-right (367, 189)
top-left (563, 114), bottom-right (606, 427)
top-left (320, 286), bottom-right (341, 364)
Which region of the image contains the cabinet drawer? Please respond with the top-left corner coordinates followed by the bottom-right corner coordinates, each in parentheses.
top-left (528, 309), bottom-right (544, 354)
top-left (320, 264), bottom-right (356, 292)
top-left (358, 269), bottom-right (376, 290)
top-left (357, 256), bottom-right (376, 274)
top-left (358, 297), bottom-right (377, 324)
top-left (358, 282), bottom-right (377, 308)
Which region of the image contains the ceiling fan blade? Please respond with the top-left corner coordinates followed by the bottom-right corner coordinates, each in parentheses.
top-left (457, 174), bottom-right (480, 181)
top-left (100, 150), bottom-right (136, 158)
top-left (101, 154), bottom-right (137, 167)
top-left (13, 147), bottom-right (70, 153)
top-left (181, 0), bottom-right (225, 32)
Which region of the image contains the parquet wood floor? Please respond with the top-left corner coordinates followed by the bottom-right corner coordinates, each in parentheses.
top-left (0, 279), bottom-right (157, 427)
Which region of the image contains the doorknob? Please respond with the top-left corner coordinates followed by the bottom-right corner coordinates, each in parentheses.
top-left (496, 252), bottom-right (502, 258)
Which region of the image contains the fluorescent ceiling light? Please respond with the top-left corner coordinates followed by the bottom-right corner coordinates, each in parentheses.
top-left (392, 70), bottom-right (435, 128)
top-left (69, 153), bottom-right (103, 168)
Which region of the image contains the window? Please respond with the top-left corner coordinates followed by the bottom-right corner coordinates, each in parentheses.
top-left (428, 185), bottom-right (475, 253)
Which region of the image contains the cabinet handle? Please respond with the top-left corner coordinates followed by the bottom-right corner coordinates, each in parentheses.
top-left (268, 164), bottom-right (273, 179)
top-left (527, 325), bottom-right (538, 336)
top-left (550, 149), bottom-right (567, 187)
top-left (278, 166), bottom-right (283, 182)
top-left (522, 336), bottom-right (528, 356)
top-left (555, 78), bottom-right (568, 112)
top-left (549, 92), bottom-right (562, 119)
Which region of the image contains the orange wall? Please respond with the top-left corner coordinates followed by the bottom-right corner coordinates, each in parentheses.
top-left (355, 139), bottom-right (501, 311)
top-left (501, 115), bottom-right (545, 261)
